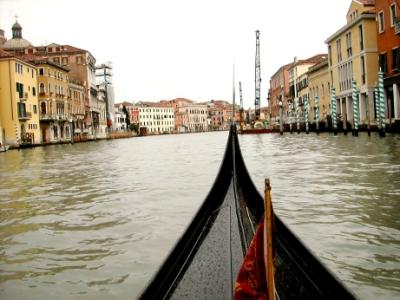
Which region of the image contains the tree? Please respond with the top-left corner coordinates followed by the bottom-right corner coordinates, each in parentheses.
top-left (122, 105), bottom-right (131, 130)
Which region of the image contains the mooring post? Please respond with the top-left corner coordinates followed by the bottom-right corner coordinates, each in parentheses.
top-left (264, 178), bottom-right (275, 300)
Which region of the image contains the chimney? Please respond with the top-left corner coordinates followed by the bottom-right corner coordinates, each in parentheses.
top-left (0, 29), bottom-right (7, 46)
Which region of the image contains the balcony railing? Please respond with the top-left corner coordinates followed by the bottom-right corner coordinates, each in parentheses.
top-left (18, 111), bottom-right (32, 120)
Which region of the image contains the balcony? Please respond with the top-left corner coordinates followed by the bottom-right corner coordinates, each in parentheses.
top-left (395, 17), bottom-right (400, 35)
top-left (18, 111), bottom-right (32, 120)
top-left (40, 114), bottom-right (57, 121)
top-left (19, 92), bottom-right (28, 101)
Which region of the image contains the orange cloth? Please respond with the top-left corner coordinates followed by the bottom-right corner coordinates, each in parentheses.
top-left (234, 215), bottom-right (268, 300)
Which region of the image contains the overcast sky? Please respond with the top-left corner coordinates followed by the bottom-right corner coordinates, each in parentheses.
top-left (0, 0), bottom-right (350, 108)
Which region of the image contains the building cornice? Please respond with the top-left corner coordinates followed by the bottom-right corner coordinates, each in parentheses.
top-left (325, 13), bottom-right (376, 44)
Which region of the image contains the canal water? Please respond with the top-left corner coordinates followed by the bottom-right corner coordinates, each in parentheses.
top-left (0, 131), bottom-right (399, 299)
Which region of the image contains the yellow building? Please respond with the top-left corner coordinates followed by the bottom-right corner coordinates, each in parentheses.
top-left (0, 49), bottom-right (40, 147)
top-left (30, 59), bottom-right (72, 143)
top-left (308, 58), bottom-right (331, 126)
top-left (325, 0), bottom-right (379, 129)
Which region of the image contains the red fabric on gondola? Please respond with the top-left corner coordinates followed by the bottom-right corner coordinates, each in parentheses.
top-left (234, 215), bottom-right (268, 300)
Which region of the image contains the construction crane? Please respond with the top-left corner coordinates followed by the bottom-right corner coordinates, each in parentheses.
top-left (239, 81), bottom-right (244, 131)
top-left (254, 30), bottom-right (261, 120)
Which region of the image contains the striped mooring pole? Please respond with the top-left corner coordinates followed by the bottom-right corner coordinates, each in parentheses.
top-left (331, 87), bottom-right (338, 135)
top-left (305, 95), bottom-right (310, 134)
top-left (378, 70), bottom-right (385, 137)
top-left (289, 102), bottom-right (293, 133)
top-left (315, 95), bottom-right (320, 135)
top-left (352, 78), bottom-right (359, 136)
top-left (374, 86), bottom-right (380, 132)
top-left (296, 98), bottom-right (300, 134)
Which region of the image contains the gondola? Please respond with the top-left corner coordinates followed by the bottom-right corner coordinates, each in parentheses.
top-left (139, 125), bottom-right (356, 299)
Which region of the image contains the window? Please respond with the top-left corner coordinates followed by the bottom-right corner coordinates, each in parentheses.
top-left (16, 82), bottom-right (24, 98)
top-left (361, 56), bottom-right (366, 84)
top-left (39, 68), bottom-right (44, 75)
top-left (336, 39), bottom-right (342, 63)
top-left (76, 56), bottom-right (83, 64)
top-left (346, 32), bottom-right (352, 58)
top-left (62, 57), bottom-right (68, 65)
top-left (41, 102), bottom-right (46, 114)
top-left (378, 11), bottom-right (385, 33)
top-left (17, 102), bottom-right (26, 118)
top-left (390, 4), bottom-right (397, 27)
top-left (358, 25), bottom-right (364, 51)
top-left (32, 69), bottom-right (34, 78)
top-left (393, 48), bottom-right (399, 70)
top-left (33, 105), bottom-right (37, 114)
top-left (32, 87), bottom-right (36, 96)
top-left (39, 83), bottom-right (45, 94)
top-left (53, 57), bottom-right (60, 64)
top-left (379, 53), bottom-right (388, 74)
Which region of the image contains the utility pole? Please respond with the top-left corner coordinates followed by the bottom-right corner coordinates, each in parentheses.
top-left (255, 30), bottom-right (261, 121)
top-left (239, 81), bottom-right (244, 131)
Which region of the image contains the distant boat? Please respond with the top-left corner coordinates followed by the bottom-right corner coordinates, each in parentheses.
top-left (139, 125), bottom-right (355, 299)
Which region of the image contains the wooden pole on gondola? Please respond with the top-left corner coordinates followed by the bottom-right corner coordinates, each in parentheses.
top-left (264, 178), bottom-right (275, 300)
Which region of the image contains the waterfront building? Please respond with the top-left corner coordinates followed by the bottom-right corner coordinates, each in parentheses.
top-left (375, 0), bottom-right (400, 129)
top-left (0, 49), bottom-right (41, 147)
top-left (68, 80), bottom-right (86, 138)
top-left (288, 54), bottom-right (328, 127)
top-left (186, 103), bottom-right (208, 132)
top-left (269, 63), bottom-right (293, 126)
top-left (325, 0), bottom-right (379, 129)
top-left (25, 43), bottom-right (99, 138)
top-left (114, 104), bottom-right (126, 131)
top-left (138, 103), bottom-right (175, 134)
top-left (165, 98), bottom-right (194, 131)
top-left (30, 58), bottom-right (72, 143)
top-left (307, 58), bottom-right (331, 126)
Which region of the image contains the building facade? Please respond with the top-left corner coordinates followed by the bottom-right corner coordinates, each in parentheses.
top-left (326, 0), bottom-right (379, 129)
top-left (376, 0), bottom-right (400, 129)
top-left (0, 49), bottom-right (40, 147)
top-left (308, 58), bottom-right (331, 126)
top-left (269, 63), bottom-right (292, 125)
top-left (138, 105), bottom-right (175, 134)
top-left (33, 60), bottom-right (72, 143)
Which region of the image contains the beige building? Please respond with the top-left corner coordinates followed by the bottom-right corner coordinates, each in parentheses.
top-left (325, 0), bottom-right (379, 129)
top-left (30, 59), bottom-right (72, 143)
top-left (68, 80), bottom-right (85, 137)
top-left (0, 49), bottom-right (40, 147)
top-left (288, 54), bottom-right (328, 127)
top-left (308, 58), bottom-right (331, 126)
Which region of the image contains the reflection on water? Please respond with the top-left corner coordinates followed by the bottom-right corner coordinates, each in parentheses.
top-left (0, 132), bottom-right (399, 299)
top-left (239, 133), bottom-right (400, 299)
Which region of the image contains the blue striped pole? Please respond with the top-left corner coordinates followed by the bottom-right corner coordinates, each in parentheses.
top-left (378, 70), bottom-right (385, 137)
top-left (296, 98), bottom-right (300, 133)
top-left (331, 87), bottom-right (337, 135)
top-left (352, 78), bottom-right (359, 136)
top-left (305, 95), bottom-right (310, 134)
top-left (315, 95), bottom-right (320, 134)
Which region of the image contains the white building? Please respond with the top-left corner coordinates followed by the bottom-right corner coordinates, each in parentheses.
top-left (138, 105), bottom-right (175, 134)
top-left (184, 104), bottom-right (208, 132)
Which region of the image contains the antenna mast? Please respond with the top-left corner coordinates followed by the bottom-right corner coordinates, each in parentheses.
top-left (255, 30), bottom-right (261, 120)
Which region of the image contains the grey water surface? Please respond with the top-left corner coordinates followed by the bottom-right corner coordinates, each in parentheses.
top-left (0, 131), bottom-right (399, 299)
